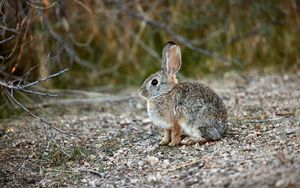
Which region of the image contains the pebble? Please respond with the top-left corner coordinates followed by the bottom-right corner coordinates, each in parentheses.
top-left (89, 154), bottom-right (96, 160)
top-left (88, 179), bottom-right (97, 187)
top-left (81, 178), bottom-right (88, 183)
top-left (138, 161), bottom-right (144, 166)
top-left (147, 175), bottom-right (157, 182)
top-left (275, 179), bottom-right (286, 187)
top-left (147, 156), bottom-right (159, 165)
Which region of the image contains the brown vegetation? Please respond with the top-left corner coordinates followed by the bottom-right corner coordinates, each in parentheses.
top-left (1, 1), bottom-right (300, 89)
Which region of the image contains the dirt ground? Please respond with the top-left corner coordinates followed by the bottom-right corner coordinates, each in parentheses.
top-left (0, 73), bottom-right (300, 187)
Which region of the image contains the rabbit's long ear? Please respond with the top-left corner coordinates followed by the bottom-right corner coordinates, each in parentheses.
top-left (161, 41), bottom-right (182, 76)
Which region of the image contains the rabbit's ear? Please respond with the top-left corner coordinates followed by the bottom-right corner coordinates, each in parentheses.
top-left (161, 41), bottom-right (182, 76)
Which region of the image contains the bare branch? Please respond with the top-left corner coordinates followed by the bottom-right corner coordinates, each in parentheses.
top-left (20, 88), bottom-right (58, 97)
top-left (21, 68), bottom-right (69, 89)
top-left (128, 28), bottom-right (160, 61)
top-left (0, 25), bottom-right (18, 33)
top-left (43, 16), bottom-right (95, 70)
top-left (119, 6), bottom-right (241, 65)
top-left (0, 67), bottom-right (71, 135)
top-left (0, 35), bottom-right (15, 44)
top-left (4, 88), bottom-right (73, 136)
top-left (163, 159), bottom-right (204, 174)
top-left (0, 69), bottom-right (68, 91)
top-left (78, 168), bottom-right (103, 177)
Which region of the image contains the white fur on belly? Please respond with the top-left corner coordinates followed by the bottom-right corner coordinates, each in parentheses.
top-left (147, 103), bottom-right (172, 129)
top-left (180, 122), bottom-right (202, 138)
top-left (150, 115), bottom-right (172, 129)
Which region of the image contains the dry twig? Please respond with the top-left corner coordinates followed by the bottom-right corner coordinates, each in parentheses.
top-left (43, 16), bottom-right (95, 70)
top-left (0, 35), bottom-right (15, 44)
top-left (78, 168), bottom-right (103, 177)
top-left (0, 68), bottom-right (74, 136)
top-left (163, 159), bottom-right (204, 174)
top-left (119, 5), bottom-right (240, 65)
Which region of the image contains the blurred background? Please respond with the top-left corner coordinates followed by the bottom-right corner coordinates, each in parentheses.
top-left (1, 0), bottom-right (300, 118)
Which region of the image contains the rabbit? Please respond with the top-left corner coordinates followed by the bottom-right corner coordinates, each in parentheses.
top-left (139, 41), bottom-right (227, 146)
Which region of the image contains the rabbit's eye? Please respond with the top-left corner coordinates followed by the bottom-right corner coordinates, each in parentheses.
top-left (151, 79), bottom-right (158, 86)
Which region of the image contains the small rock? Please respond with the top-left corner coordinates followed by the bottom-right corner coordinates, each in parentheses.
top-left (138, 161), bottom-right (144, 166)
top-left (84, 161), bottom-right (90, 167)
top-left (89, 154), bottom-right (96, 160)
top-left (130, 178), bottom-right (138, 184)
top-left (275, 179), bottom-right (286, 187)
top-left (210, 168), bottom-right (220, 173)
top-left (81, 178), bottom-right (88, 183)
top-left (126, 161), bottom-right (133, 168)
top-left (147, 156), bottom-right (159, 165)
top-left (147, 175), bottom-right (157, 182)
top-left (88, 179), bottom-right (97, 187)
top-left (245, 133), bottom-right (257, 142)
top-left (162, 159), bottom-right (170, 168)
top-left (142, 118), bottom-right (152, 124)
top-left (119, 118), bottom-right (131, 125)
top-left (104, 114), bottom-right (115, 123)
top-left (66, 161), bottom-right (73, 167)
top-left (144, 144), bottom-right (159, 153)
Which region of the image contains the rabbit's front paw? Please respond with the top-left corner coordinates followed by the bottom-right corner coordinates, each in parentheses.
top-left (159, 129), bottom-right (171, 146)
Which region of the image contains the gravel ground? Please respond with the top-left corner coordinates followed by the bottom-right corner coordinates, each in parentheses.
top-left (0, 74), bottom-right (300, 187)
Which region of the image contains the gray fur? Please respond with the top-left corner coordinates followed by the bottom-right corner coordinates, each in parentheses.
top-left (173, 82), bottom-right (227, 140)
top-left (139, 42), bottom-right (227, 144)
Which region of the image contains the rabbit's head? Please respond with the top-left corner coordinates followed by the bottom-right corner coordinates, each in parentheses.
top-left (139, 41), bottom-right (182, 100)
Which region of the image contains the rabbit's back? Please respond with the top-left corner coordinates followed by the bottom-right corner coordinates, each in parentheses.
top-left (173, 81), bottom-right (227, 139)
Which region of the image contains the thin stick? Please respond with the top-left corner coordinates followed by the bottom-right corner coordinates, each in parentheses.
top-left (19, 52), bottom-right (52, 82)
top-left (21, 68), bottom-right (69, 88)
top-left (0, 81), bottom-right (57, 96)
top-left (120, 7), bottom-right (239, 65)
top-left (163, 159), bottom-right (204, 174)
top-left (20, 88), bottom-right (58, 97)
top-left (78, 168), bottom-right (103, 177)
top-left (0, 35), bottom-right (15, 44)
top-left (0, 68), bottom-right (65, 96)
top-left (43, 16), bottom-right (95, 69)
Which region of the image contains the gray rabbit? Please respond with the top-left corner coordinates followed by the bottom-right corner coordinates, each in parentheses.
top-left (139, 41), bottom-right (227, 146)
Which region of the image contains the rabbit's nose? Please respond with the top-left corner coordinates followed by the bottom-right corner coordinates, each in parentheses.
top-left (139, 88), bottom-right (147, 98)
top-left (139, 89), bottom-right (144, 96)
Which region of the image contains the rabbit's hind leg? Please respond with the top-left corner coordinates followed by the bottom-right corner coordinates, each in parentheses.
top-left (180, 123), bottom-right (207, 145)
top-left (180, 136), bottom-right (207, 145)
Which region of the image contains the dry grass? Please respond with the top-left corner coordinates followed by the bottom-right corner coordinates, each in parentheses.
top-left (1, 1), bottom-right (300, 118)
top-left (1, 1), bottom-right (300, 85)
